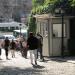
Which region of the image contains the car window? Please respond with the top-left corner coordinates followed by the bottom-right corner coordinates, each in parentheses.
top-left (8, 36), bottom-right (15, 39)
top-left (3, 35), bottom-right (16, 40)
top-left (0, 36), bottom-right (5, 39)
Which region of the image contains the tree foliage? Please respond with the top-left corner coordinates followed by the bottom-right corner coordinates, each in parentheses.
top-left (32, 0), bottom-right (75, 15)
top-left (29, 0), bottom-right (75, 36)
top-left (70, 0), bottom-right (75, 6)
top-left (32, 0), bottom-right (57, 14)
top-left (28, 14), bottom-right (36, 34)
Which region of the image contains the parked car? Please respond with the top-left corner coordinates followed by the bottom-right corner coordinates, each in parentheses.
top-left (0, 35), bottom-right (5, 39)
top-left (3, 35), bottom-right (17, 41)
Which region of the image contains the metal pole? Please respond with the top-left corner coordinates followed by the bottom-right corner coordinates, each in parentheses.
top-left (19, 24), bottom-right (22, 36)
top-left (61, 14), bottom-right (64, 57)
top-left (20, 27), bottom-right (21, 36)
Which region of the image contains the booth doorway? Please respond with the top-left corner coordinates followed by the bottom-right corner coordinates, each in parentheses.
top-left (68, 18), bottom-right (75, 56)
top-left (70, 18), bottom-right (75, 38)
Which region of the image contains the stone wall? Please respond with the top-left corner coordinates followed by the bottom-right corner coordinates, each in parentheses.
top-left (0, 0), bottom-right (32, 22)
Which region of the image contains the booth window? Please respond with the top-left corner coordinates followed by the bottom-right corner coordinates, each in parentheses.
top-left (53, 24), bottom-right (66, 37)
top-left (43, 23), bottom-right (48, 37)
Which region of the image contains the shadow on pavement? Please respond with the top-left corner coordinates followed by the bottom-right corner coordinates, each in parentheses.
top-left (44, 56), bottom-right (75, 63)
top-left (43, 57), bottom-right (67, 63)
top-left (50, 58), bottom-right (67, 62)
top-left (0, 66), bottom-right (46, 75)
top-left (32, 64), bottom-right (45, 69)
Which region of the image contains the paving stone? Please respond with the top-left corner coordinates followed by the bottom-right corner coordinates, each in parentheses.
top-left (0, 50), bottom-right (75, 75)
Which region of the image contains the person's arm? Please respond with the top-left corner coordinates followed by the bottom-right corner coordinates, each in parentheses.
top-left (9, 40), bottom-right (11, 47)
top-left (27, 38), bottom-right (29, 48)
top-left (1, 40), bottom-right (4, 48)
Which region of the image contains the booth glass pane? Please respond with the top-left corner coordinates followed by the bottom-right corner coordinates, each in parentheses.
top-left (53, 24), bottom-right (66, 37)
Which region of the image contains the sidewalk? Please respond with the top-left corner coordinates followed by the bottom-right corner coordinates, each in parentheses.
top-left (0, 49), bottom-right (75, 75)
top-left (43, 56), bottom-right (75, 66)
top-left (49, 56), bottom-right (75, 64)
top-left (0, 49), bottom-right (50, 75)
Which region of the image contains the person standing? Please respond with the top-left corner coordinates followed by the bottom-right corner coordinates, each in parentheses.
top-left (27, 32), bottom-right (38, 65)
top-left (4, 37), bottom-right (10, 59)
top-left (22, 38), bottom-right (28, 58)
top-left (19, 36), bottom-right (24, 55)
top-left (10, 39), bottom-right (16, 58)
top-left (0, 40), bottom-right (3, 59)
top-left (0, 46), bottom-right (1, 59)
top-left (37, 33), bottom-right (44, 61)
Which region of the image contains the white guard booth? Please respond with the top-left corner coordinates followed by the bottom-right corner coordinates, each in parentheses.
top-left (34, 14), bottom-right (74, 56)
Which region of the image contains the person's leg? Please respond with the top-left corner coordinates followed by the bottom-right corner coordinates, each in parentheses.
top-left (37, 48), bottom-right (41, 59)
top-left (40, 47), bottom-right (44, 61)
top-left (37, 49), bottom-right (38, 59)
top-left (11, 50), bottom-right (15, 58)
top-left (21, 50), bottom-right (23, 57)
top-left (0, 48), bottom-right (1, 59)
top-left (33, 49), bottom-right (37, 65)
top-left (30, 50), bottom-right (33, 64)
top-left (0, 48), bottom-right (1, 56)
top-left (11, 50), bottom-right (13, 58)
top-left (24, 48), bottom-right (27, 58)
top-left (5, 48), bottom-right (8, 59)
top-left (23, 48), bottom-right (26, 58)
top-left (13, 50), bottom-right (15, 58)
top-left (40, 47), bottom-right (43, 59)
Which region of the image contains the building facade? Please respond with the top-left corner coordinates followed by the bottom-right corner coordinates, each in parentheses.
top-left (0, 0), bottom-right (32, 23)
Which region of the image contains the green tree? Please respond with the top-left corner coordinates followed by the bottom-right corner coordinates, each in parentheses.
top-left (28, 14), bottom-right (36, 34)
top-left (32, 0), bottom-right (75, 15)
top-left (32, 0), bottom-right (58, 14)
top-left (70, 0), bottom-right (75, 6)
top-left (30, 0), bottom-right (75, 38)
top-left (32, 0), bottom-right (44, 7)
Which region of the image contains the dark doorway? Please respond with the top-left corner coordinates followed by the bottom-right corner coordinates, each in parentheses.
top-left (68, 18), bottom-right (75, 56)
top-left (70, 18), bottom-right (75, 38)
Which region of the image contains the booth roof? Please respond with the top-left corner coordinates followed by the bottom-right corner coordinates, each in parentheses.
top-left (34, 14), bottom-right (75, 19)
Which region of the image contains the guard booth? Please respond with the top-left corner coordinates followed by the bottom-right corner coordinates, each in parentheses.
top-left (34, 14), bottom-right (74, 56)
